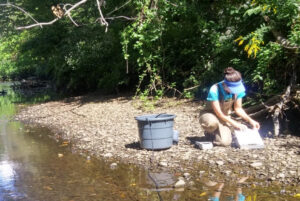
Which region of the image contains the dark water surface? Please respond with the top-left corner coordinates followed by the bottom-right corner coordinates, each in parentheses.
top-left (0, 82), bottom-right (299, 201)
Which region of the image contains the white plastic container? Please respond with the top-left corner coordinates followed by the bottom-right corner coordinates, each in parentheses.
top-left (195, 141), bottom-right (213, 150)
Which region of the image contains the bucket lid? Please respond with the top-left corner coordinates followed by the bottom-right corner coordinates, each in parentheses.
top-left (135, 113), bottom-right (176, 122)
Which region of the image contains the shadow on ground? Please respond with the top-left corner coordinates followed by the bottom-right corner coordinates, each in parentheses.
top-left (186, 136), bottom-right (211, 146)
top-left (125, 141), bottom-right (143, 150)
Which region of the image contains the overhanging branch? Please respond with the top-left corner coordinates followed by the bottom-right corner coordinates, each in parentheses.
top-left (2, 0), bottom-right (136, 31)
top-left (272, 30), bottom-right (300, 50)
top-left (16, 19), bottom-right (59, 30)
top-left (63, 4), bottom-right (79, 26)
top-left (96, 0), bottom-right (108, 32)
top-left (105, 16), bottom-right (136, 21)
top-left (263, 15), bottom-right (300, 50)
top-left (13, 0), bottom-right (88, 30)
top-left (64, 0), bottom-right (87, 16)
top-left (0, 2), bottom-right (42, 28)
top-left (107, 0), bottom-right (131, 16)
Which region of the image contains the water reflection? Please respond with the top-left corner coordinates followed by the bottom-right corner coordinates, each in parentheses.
top-left (207, 177), bottom-right (248, 201)
top-left (146, 171), bottom-right (175, 191)
top-left (0, 161), bottom-right (15, 189)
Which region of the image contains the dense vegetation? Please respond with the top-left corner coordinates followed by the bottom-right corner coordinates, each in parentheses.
top-left (0, 0), bottom-right (299, 98)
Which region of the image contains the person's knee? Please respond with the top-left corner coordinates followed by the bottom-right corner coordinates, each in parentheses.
top-left (214, 124), bottom-right (232, 146)
top-left (199, 113), bottom-right (219, 133)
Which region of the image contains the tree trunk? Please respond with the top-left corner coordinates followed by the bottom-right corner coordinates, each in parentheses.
top-left (271, 65), bottom-right (297, 136)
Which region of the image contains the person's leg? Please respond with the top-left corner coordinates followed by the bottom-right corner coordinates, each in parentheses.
top-left (234, 177), bottom-right (248, 201)
top-left (199, 113), bottom-right (233, 146)
top-left (199, 113), bottom-right (220, 142)
top-left (199, 113), bottom-right (219, 135)
top-left (214, 124), bottom-right (232, 146)
top-left (210, 183), bottom-right (224, 201)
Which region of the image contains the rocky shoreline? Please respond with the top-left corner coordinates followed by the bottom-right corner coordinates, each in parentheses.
top-left (15, 94), bottom-right (300, 186)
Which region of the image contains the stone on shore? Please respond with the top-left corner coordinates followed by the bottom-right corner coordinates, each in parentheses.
top-left (174, 180), bottom-right (185, 188)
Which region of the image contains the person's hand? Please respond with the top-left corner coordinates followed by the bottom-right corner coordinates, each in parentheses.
top-left (249, 119), bottom-right (260, 130)
top-left (233, 122), bottom-right (247, 131)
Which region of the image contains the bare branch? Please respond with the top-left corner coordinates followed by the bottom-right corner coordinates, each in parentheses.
top-left (64, 0), bottom-right (87, 16)
top-left (2, 0), bottom-right (135, 31)
top-left (164, 0), bottom-right (178, 7)
top-left (272, 33), bottom-right (300, 50)
top-left (63, 4), bottom-right (79, 26)
top-left (107, 0), bottom-right (131, 16)
top-left (263, 15), bottom-right (300, 50)
top-left (0, 2), bottom-right (42, 28)
top-left (184, 85), bottom-right (200, 91)
top-left (15, 0), bottom-right (88, 30)
top-left (105, 16), bottom-right (136, 21)
top-left (96, 0), bottom-right (109, 32)
top-left (16, 19), bottom-right (59, 30)
top-left (67, 13), bottom-right (79, 26)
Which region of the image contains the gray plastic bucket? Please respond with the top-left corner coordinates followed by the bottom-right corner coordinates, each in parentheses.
top-left (135, 114), bottom-right (176, 150)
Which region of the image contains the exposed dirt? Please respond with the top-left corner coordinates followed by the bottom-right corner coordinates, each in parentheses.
top-left (15, 94), bottom-right (300, 185)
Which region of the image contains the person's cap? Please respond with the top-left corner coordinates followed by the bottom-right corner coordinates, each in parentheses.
top-left (224, 79), bottom-right (245, 94)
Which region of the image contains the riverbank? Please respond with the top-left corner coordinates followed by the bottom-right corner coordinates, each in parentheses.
top-left (15, 94), bottom-right (300, 186)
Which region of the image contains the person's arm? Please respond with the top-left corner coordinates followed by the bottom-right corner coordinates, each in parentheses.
top-left (234, 98), bottom-right (260, 129)
top-left (211, 101), bottom-right (247, 130)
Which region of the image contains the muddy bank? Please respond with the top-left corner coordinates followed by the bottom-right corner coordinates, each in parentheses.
top-left (15, 95), bottom-right (300, 185)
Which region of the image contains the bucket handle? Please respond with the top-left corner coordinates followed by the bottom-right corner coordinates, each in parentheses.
top-left (155, 113), bottom-right (166, 118)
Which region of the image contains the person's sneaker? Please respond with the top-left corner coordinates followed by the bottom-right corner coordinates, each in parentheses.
top-left (203, 131), bottom-right (216, 142)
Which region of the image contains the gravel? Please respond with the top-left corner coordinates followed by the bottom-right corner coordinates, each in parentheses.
top-left (15, 95), bottom-right (300, 185)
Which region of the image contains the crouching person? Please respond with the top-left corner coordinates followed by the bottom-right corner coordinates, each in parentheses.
top-left (199, 67), bottom-right (260, 146)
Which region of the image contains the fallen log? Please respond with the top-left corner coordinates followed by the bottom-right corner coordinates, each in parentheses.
top-left (244, 95), bottom-right (281, 119)
top-left (243, 66), bottom-right (298, 137)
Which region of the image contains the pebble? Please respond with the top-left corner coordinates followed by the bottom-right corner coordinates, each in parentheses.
top-left (269, 177), bottom-right (276, 181)
top-left (199, 171), bottom-right (206, 175)
top-left (277, 173), bottom-right (285, 178)
top-left (104, 153), bottom-right (113, 158)
top-left (159, 161), bottom-right (168, 167)
top-left (174, 180), bottom-right (185, 188)
top-left (183, 173), bottom-right (191, 180)
top-left (216, 161), bottom-right (224, 166)
top-left (224, 170), bottom-right (232, 176)
top-left (250, 162), bottom-right (263, 168)
top-left (188, 181), bottom-right (195, 186)
top-left (110, 163), bottom-right (117, 169)
top-left (174, 187), bottom-right (184, 192)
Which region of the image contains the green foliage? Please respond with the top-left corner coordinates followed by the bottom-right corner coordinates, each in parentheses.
top-left (0, 31), bottom-right (37, 80)
top-left (0, 0), bottom-right (299, 98)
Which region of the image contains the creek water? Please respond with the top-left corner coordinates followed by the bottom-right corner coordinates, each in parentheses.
top-left (0, 82), bottom-right (299, 201)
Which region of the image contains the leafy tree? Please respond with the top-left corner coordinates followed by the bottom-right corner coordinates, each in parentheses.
top-left (0, 0), bottom-right (298, 98)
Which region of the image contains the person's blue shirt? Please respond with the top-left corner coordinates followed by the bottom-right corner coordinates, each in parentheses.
top-left (207, 81), bottom-right (246, 101)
